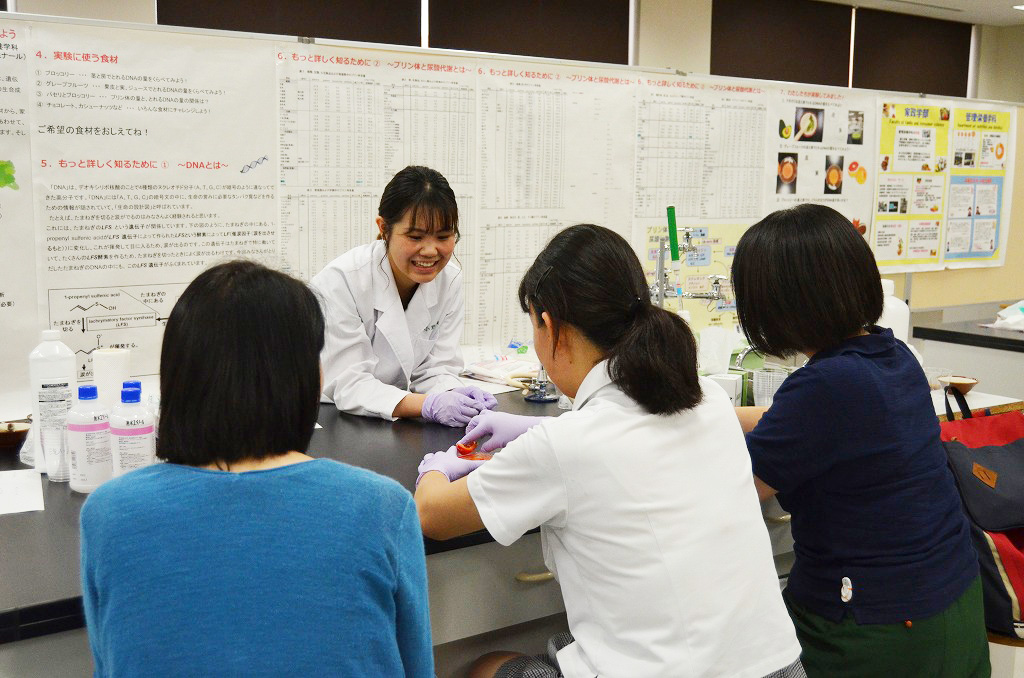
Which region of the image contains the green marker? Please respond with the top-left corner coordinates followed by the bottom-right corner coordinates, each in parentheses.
top-left (666, 205), bottom-right (680, 264)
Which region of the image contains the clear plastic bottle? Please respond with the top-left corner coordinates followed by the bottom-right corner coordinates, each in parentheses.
top-left (67, 385), bottom-right (112, 494)
top-left (878, 278), bottom-right (910, 344)
top-left (110, 388), bottom-right (155, 477)
top-left (27, 329), bottom-right (76, 480)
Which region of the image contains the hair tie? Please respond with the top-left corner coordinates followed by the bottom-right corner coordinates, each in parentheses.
top-left (630, 296), bottom-right (645, 317)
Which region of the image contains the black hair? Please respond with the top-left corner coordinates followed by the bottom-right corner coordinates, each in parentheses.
top-left (731, 203), bottom-right (883, 357)
top-left (518, 224), bottom-right (701, 415)
top-left (157, 260), bottom-right (325, 466)
top-left (378, 165), bottom-right (459, 241)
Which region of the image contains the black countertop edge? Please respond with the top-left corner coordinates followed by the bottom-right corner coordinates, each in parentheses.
top-left (425, 526), bottom-right (540, 555)
top-left (0, 598), bottom-right (85, 645)
top-left (912, 322), bottom-right (1024, 353)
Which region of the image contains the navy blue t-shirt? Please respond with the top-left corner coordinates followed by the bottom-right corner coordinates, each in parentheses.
top-left (746, 327), bottom-right (977, 624)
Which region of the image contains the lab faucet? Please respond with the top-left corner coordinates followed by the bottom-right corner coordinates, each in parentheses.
top-left (649, 231), bottom-right (699, 308)
top-left (680, 274), bottom-right (728, 302)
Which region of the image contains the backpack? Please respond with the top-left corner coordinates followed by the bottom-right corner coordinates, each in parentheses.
top-left (939, 387), bottom-right (1024, 640)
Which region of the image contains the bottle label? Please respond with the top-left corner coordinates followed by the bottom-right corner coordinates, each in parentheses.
top-left (37, 381), bottom-right (73, 429)
top-left (67, 422), bottom-right (109, 433)
top-left (111, 424), bottom-right (155, 475)
top-left (69, 421), bottom-right (111, 485)
top-left (110, 425), bottom-right (154, 436)
top-left (36, 381), bottom-right (73, 479)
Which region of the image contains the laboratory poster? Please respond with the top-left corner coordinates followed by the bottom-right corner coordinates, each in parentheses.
top-left (0, 20), bottom-right (39, 399)
top-left (0, 12), bottom-right (1018, 409)
top-left (473, 59), bottom-right (637, 352)
top-left (943, 106), bottom-right (1015, 268)
top-left (766, 85), bottom-right (878, 241)
top-left (642, 222), bottom-right (746, 330)
top-left (26, 22), bottom-right (279, 379)
top-left (872, 99), bottom-right (951, 272)
top-left (635, 74), bottom-right (767, 328)
top-left (275, 43), bottom-right (479, 283)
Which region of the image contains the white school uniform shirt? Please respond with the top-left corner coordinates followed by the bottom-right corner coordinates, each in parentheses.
top-left (311, 239), bottom-right (465, 420)
top-left (467, 361), bottom-right (801, 678)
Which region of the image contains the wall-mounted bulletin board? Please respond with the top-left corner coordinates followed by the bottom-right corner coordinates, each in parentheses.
top-left (0, 12), bottom-right (1016, 396)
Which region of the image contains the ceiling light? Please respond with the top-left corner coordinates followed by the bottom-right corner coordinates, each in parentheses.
top-left (1014, 4), bottom-right (1024, 10)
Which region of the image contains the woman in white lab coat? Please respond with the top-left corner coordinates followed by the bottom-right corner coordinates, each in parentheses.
top-left (311, 166), bottom-right (495, 426)
top-left (413, 224), bottom-right (804, 678)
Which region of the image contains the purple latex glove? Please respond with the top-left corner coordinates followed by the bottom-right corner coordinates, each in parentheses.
top-left (416, 446), bottom-right (485, 486)
top-left (452, 385), bottom-right (498, 411)
top-left (422, 390), bottom-right (484, 427)
top-left (459, 410), bottom-right (550, 453)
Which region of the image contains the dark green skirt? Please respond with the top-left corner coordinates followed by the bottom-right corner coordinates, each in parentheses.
top-left (784, 576), bottom-right (990, 678)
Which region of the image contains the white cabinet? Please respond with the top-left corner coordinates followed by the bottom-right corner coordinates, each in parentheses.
top-left (427, 533), bottom-right (564, 645)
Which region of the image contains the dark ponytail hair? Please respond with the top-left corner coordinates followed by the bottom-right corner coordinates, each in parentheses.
top-left (518, 224), bottom-right (702, 415)
top-left (377, 165), bottom-right (459, 241)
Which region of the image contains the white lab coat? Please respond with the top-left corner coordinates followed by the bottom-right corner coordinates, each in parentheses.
top-left (468, 362), bottom-right (802, 678)
top-left (311, 240), bottom-right (465, 419)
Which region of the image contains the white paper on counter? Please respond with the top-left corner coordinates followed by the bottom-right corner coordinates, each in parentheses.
top-left (0, 469), bottom-right (45, 515)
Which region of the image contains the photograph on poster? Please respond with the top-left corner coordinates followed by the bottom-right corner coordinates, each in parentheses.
top-left (777, 153), bottom-right (797, 193)
top-left (847, 111), bottom-right (864, 145)
top-left (824, 155), bottom-right (844, 194)
top-left (794, 107), bottom-right (824, 142)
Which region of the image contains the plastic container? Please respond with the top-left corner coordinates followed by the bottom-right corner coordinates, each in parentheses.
top-left (110, 388), bottom-right (155, 477)
top-left (27, 330), bottom-right (76, 479)
top-left (878, 278), bottom-right (910, 344)
top-left (67, 385), bottom-right (112, 494)
top-left (752, 368), bottom-right (788, 407)
top-left (456, 440), bottom-right (494, 461)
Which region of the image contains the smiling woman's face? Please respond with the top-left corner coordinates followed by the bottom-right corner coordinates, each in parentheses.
top-left (379, 211), bottom-right (456, 300)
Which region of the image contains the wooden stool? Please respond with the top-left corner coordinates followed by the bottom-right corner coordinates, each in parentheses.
top-left (989, 632), bottom-right (1024, 677)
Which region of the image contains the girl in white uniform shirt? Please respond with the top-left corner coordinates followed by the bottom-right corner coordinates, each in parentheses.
top-left (311, 166), bottom-right (495, 426)
top-left (414, 224), bottom-right (804, 678)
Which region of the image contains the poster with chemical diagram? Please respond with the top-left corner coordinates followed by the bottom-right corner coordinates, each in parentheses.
top-left (0, 20), bottom-right (38, 405)
top-left (26, 20), bottom-right (278, 379)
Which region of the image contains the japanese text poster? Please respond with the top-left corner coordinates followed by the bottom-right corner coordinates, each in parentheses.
top-left (872, 99), bottom-right (951, 272)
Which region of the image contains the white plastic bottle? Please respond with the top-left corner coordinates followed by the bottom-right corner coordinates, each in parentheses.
top-left (878, 278), bottom-right (911, 344)
top-left (67, 385), bottom-right (112, 494)
top-left (109, 388), bottom-right (155, 477)
top-left (27, 330), bottom-right (76, 480)
top-left (122, 379), bottom-right (160, 445)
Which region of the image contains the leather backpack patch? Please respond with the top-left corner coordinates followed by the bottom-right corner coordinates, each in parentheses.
top-left (972, 462), bottom-right (998, 489)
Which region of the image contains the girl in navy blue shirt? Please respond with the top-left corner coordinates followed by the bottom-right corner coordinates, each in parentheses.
top-left (732, 204), bottom-right (989, 677)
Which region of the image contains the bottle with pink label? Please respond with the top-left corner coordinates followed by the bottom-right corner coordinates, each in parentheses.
top-left (67, 384), bottom-right (112, 494)
top-left (109, 387), bottom-right (155, 477)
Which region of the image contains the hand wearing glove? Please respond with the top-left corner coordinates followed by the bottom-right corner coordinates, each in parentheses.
top-left (422, 390), bottom-right (484, 427)
top-left (459, 409), bottom-right (550, 453)
top-left (452, 385), bottom-right (498, 411)
top-left (416, 446), bottom-right (485, 486)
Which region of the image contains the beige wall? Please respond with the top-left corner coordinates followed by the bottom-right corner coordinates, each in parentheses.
top-left (976, 24), bottom-right (1024, 105)
top-left (14, 0), bottom-right (154, 24)
top-left (636, 0), bottom-right (712, 74)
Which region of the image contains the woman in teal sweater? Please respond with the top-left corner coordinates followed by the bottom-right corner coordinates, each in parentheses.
top-left (80, 261), bottom-right (432, 677)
